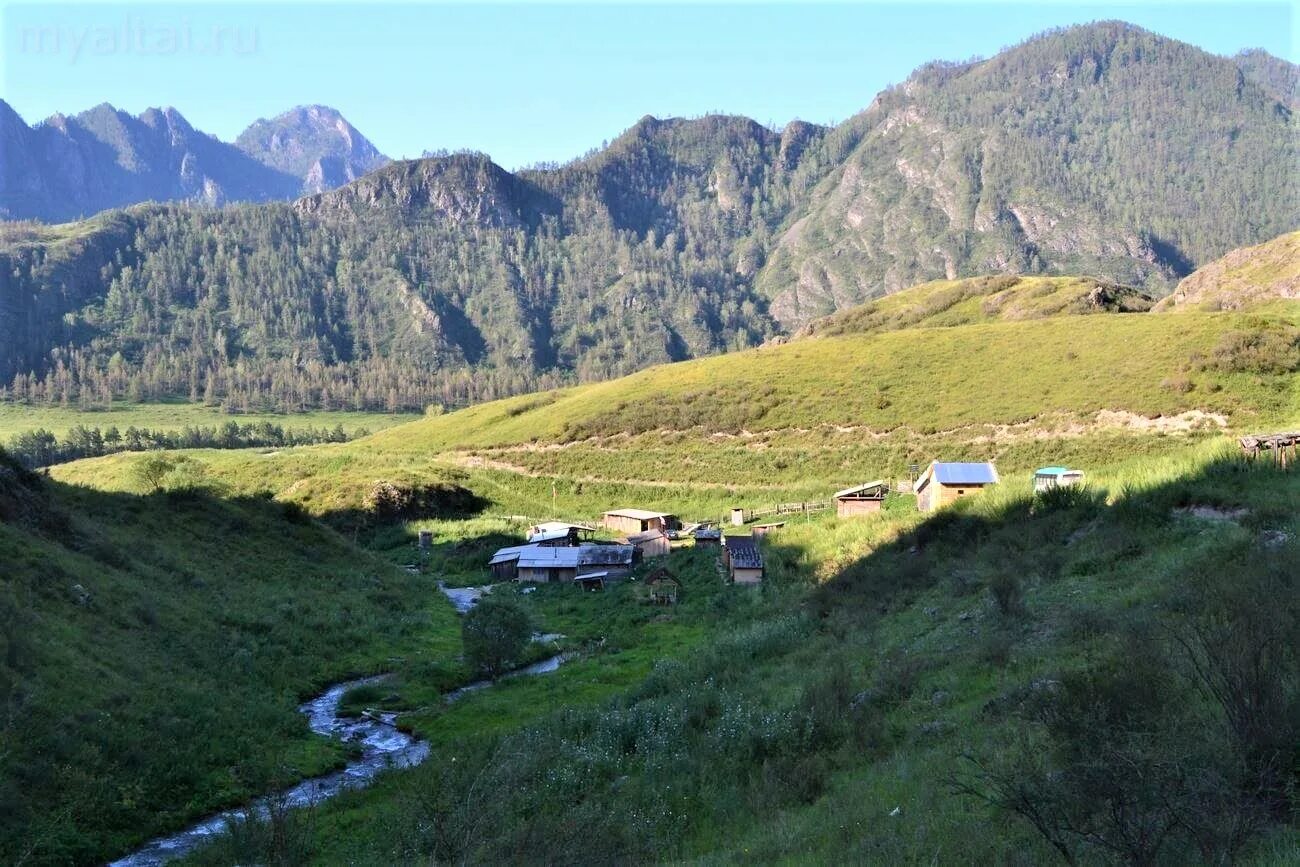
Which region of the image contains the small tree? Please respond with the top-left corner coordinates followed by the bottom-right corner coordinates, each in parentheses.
top-left (131, 453), bottom-right (175, 492)
top-left (461, 596), bottom-right (533, 678)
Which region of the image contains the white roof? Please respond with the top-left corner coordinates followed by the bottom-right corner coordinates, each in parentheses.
top-left (604, 508), bottom-right (673, 521)
top-left (529, 520), bottom-right (595, 536)
top-left (528, 529), bottom-right (573, 544)
top-left (490, 543), bottom-right (634, 569)
top-left (833, 480), bottom-right (887, 499)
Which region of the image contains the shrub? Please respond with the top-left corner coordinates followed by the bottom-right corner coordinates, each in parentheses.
top-left (988, 571), bottom-right (1025, 617)
top-left (461, 597), bottom-right (533, 677)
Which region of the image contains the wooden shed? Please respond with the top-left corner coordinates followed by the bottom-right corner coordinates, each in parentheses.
top-left (1033, 467), bottom-right (1085, 493)
top-left (646, 568), bottom-right (680, 605)
top-left (602, 508), bottom-right (677, 535)
top-left (626, 529), bottom-right (671, 559)
top-left (723, 534), bottom-right (764, 584)
top-left (915, 462), bottom-right (999, 512)
top-left (833, 481), bottom-right (887, 517)
top-left (751, 522), bottom-right (785, 537)
top-left (489, 543), bottom-right (634, 583)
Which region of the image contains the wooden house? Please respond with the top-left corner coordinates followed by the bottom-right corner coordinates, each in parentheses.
top-left (602, 508), bottom-right (677, 535)
top-left (833, 480), bottom-right (888, 517)
top-left (722, 534), bottom-right (764, 584)
top-left (489, 543), bottom-right (634, 583)
top-left (751, 522), bottom-right (785, 537)
top-left (626, 529), bottom-right (671, 559)
top-left (915, 462), bottom-right (999, 512)
top-left (1033, 467), bottom-right (1085, 493)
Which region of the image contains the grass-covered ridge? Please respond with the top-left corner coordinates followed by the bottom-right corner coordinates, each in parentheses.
top-left (797, 274), bottom-right (1155, 338)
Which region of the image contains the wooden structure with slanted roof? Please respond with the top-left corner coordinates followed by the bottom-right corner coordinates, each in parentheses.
top-left (646, 567), bottom-right (681, 605)
top-left (1033, 467), bottom-right (1085, 493)
top-left (722, 534), bottom-right (764, 584)
top-left (833, 481), bottom-right (888, 517)
top-left (1240, 432), bottom-right (1300, 468)
top-left (915, 462), bottom-right (999, 512)
top-left (602, 508), bottom-right (678, 535)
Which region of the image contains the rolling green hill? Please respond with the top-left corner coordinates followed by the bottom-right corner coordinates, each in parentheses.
top-left (13, 276), bottom-right (1300, 865)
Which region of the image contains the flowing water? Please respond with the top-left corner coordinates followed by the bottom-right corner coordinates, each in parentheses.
top-left (112, 582), bottom-right (567, 865)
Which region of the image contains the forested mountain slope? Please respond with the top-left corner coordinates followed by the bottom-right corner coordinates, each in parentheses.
top-left (1, 23), bottom-right (1295, 411)
top-left (757, 22), bottom-right (1299, 325)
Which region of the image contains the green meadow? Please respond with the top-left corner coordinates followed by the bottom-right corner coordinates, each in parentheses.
top-left (6, 294), bottom-right (1298, 865)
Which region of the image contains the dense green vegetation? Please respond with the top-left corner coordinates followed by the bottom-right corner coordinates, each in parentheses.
top-left (183, 445), bottom-right (1299, 865)
top-left (0, 448), bottom-right (471, 863)
top-left (3, 24), bottom-right (1296, 411)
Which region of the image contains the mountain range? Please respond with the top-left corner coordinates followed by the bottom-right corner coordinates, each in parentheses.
top-left (0, 22), bottom-right (1296, 413)
top-left (0, 102), bottom-right (388, 221)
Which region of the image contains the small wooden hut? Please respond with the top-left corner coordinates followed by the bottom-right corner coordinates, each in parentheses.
top-left (646, 568), bottom-right (680, 605)
top-left (723, 534), bottom-right (764, 584)
top-left (602, 508), bottom-right (677, 535)
top-left (626, 528), bottom-right (671, 559)
top-left (833, 481), bottom-right (888, 517)
top-left (915, 462), bottom-right (999, 512)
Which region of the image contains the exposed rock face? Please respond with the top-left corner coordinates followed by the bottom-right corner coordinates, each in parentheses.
top-left (293, 154), bottom-right (544, 228)
top-left (0, 101), bottom-right (388, 221)
top-left (235, 105), bottom-right (389, 193)
top-left (754, 22), bottom-right (1299, 327)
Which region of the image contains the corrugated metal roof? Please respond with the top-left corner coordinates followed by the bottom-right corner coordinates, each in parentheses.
top-left (626, 529), bottom-right (667, 544)
top-left (1035, 467), bottom-right (1082, 477)
top-left (725, 536), bottom-right (763, 568)
top-left (932, 462), bottom-right (999, 485)
top-left (833, 480), bottom-right (887, 499)
top-left (529, 521), bottom-right (594, 538)
top-left (604, 508), bottom-right (674, 521)
top-left (491, 542), bottom-right (633, 569)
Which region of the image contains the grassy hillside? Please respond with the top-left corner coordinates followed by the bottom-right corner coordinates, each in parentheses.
top-left (0, 450), bottom-right (471, 864)
top-left (26, 284), bottom-right (1300, 865)
top-left (196, 443), bottom-right (1300, 866)
top-left (797, 274), bottom-right (1156, 338)
top-left (54, 302), bottom-right (1296, 522)
top-left (1155, 230), bottom-right (1300, 312)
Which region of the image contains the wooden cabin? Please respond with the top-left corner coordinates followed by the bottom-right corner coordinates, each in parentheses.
top-left (915, 462), bottom-right (999, 512)
top-left (751, 522), bottom-right (785, 537)
top-left (602, 508), bottom-right (677, 535)
top-left (626, 529), bottom-right (671, 559)
top-left (833, 480), bottom-right (887, 517)
top-left (722, 534), bottom-right (764, 584)
top-left (1033, 467), bottom-right (1085, 493)
top-left (489, 543), bottom-right (634, 583)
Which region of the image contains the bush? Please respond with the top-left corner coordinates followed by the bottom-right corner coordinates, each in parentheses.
top-left (988, 571), bottom-right (1025, 617)
top-left (461, 597), bottom-right (534, 677)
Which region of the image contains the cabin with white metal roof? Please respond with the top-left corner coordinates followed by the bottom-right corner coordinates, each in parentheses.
top-left (488, 542), bottom-right (634, 582)
top-left (915, 462), bottom-right (999, 512)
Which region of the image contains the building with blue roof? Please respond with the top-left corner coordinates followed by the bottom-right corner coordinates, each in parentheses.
top-left (915, 461), bottom-right (1000, 512)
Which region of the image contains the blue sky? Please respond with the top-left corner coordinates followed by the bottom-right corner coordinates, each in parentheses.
top-left (2, 1), bottom-right (1294, 168)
